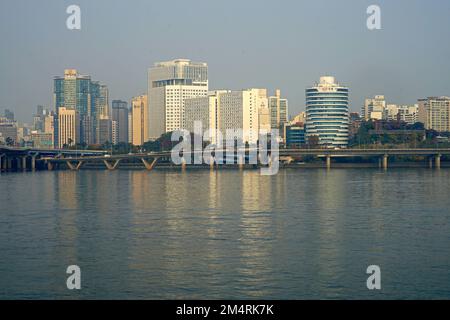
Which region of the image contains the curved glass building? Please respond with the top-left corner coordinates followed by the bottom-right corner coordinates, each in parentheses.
top-left (305, 76), bottom-right (349, 148)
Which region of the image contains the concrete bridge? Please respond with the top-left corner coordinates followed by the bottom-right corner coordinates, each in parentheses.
top-left (5, 148), bottom-right (445, 172)
top-left (0, 146), bottom-right (107, 171)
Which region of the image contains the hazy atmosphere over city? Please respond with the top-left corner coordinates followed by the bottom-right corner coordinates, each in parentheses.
top-left (1, 0), bottom-right (450, 121)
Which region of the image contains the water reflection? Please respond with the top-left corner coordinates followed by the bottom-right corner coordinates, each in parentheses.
top-left (1, 169), bottom-right (450, 299)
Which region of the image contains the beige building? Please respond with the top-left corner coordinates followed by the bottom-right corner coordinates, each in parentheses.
top-left (132, 95), bottom-right (149, 146)
top-left (418, 97), bottom-right (450, 132)
top-left (362, 95), bottom-right (386, 120)
top-left (58, 107), bottom-right (79, 148)
top-left (290, 111), bottom-right (306, 125)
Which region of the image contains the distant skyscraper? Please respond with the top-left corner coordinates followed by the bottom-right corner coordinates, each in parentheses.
top-left (132, 95), bottom-right (148, 146)
top-left (112, 100), bottom-right (129, 144)
top-left (53, 69), bottom-right (108, 147)
top-left (148, 59), bottom-right (208, 139)
top-left (128, 108), bottom-right (133, 144)
top-left (4, 109), bottom-right (14, 122)
top-left (362, 95), bottom-right (386, 121)
top-left (58, 107), bottom-right (79, 148)
top-left (418, 97), bottom-right (450, 132)
top-left (306, 76), bottom-right (349, 148)
top-left (269, 89), bottom-right (288, 129)
top-left (96, 115), bottom-right (112, 145)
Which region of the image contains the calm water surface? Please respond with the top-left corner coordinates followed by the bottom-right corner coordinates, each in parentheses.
top-left (0, 169), bottom-right (449, 299)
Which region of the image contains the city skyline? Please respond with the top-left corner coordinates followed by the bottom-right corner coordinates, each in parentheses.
top-left (1, 0), bottom-right (450, 122)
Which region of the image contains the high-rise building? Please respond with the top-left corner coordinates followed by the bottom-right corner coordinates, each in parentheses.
top-left (418, 97), bottom-right (450, 132)
top-left (185, 91), bottom-right (226, 145)
top-left (148, 59), bottom-right (208, 139)
top-left (184, 89), bottom-right (267, 145)
top-left (132, 95), bottom-right (148, 146)
top-left (53, 69), bottom-right (108, 147)
top-left (58, 107), bottom-right (79, 148)
top-left (362, 95), bottom-right (386, 121)
top-left (112, 100), bottom-right (129, 144)
top-left (218, 88), bottom-right (266, 144)
top-left (128, 108), bottom-right (133, 144)
top-left (96, 115), bottom-right (112, 145)
top-left (269, 89), bottom-right (288, 129)
top-left (306, 76), bottom-right (349, 148)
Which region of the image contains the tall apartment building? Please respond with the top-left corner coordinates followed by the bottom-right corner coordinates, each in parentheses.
top-left (53, 69), bottom-right (108, 147)
top-left (148, 59), bottom-right (208, 139)
top-left (418, 97), bottom-right (450, 132)
top-left (219, 88), bottom-right (264, 145)
top-left (132, 95), bottom-right (148, 146)
top-left (306, 76), bottom-right (349, 148)
top-left (184, 89), bottom-right (268, 145)
top-left (269, 89), bottom-right (288, 129)
top-left (128, 108), bottom-right (133, 144)
top-left (362, 95), bottom-right (386, 120)
top-left (112, 100), bottom-right (129, 144)
top-left (58, 107), bottom-right (79, 148)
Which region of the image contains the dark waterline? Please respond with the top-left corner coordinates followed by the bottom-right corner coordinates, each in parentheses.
top-left (0, 169), bottom-right (449, 299)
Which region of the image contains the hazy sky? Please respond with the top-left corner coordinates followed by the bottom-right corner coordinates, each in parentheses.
top-left (1, 0), bottom-right (449, 122)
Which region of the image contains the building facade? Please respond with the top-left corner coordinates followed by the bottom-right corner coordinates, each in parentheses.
top-left (58, 107), bottom-right (79, 148)
top-left (306, 76), bottom-right (349, 148)
top-left (362, 95), bottom-right (386, 121)
top-left (132, 95), bottom-right (148, 146)
top-left (53, 69), bottom-right (108, 147)
top-left (112, 100), bottom-right (129, 144)
top-left (269, 89), bottom-right (288, 129)
top-left (148, 59), bottom-right (208, 139)
top-left (418, 97), bottom-right (450, 132)
top-left (385, 104), bottom-right (419, 124)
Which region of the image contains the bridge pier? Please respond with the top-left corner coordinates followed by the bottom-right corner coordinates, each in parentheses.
top-left (382, 154), bottom-right (388, 170)
top-left (0, 154), bottom-right (5, 171)
top-left (22, 156), bottom-right (27, 171)
top-left (103, 159), bottom-right (121, 170)
top-left (326, 155), bottom-right (331, 169)
top-left (31, 155), bottom-right (36, 171)
top-left (66, 160), bottom-right (84, 171)
top-left (141, 158), bottom-right (159, 171)
top-left (435, 154), bottom-right (441, 169)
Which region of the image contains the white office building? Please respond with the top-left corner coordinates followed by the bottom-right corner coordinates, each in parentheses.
top-left (184, 88), bottom-right (268, 145)
top-left (148, 59), bottom-right (208, 139)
